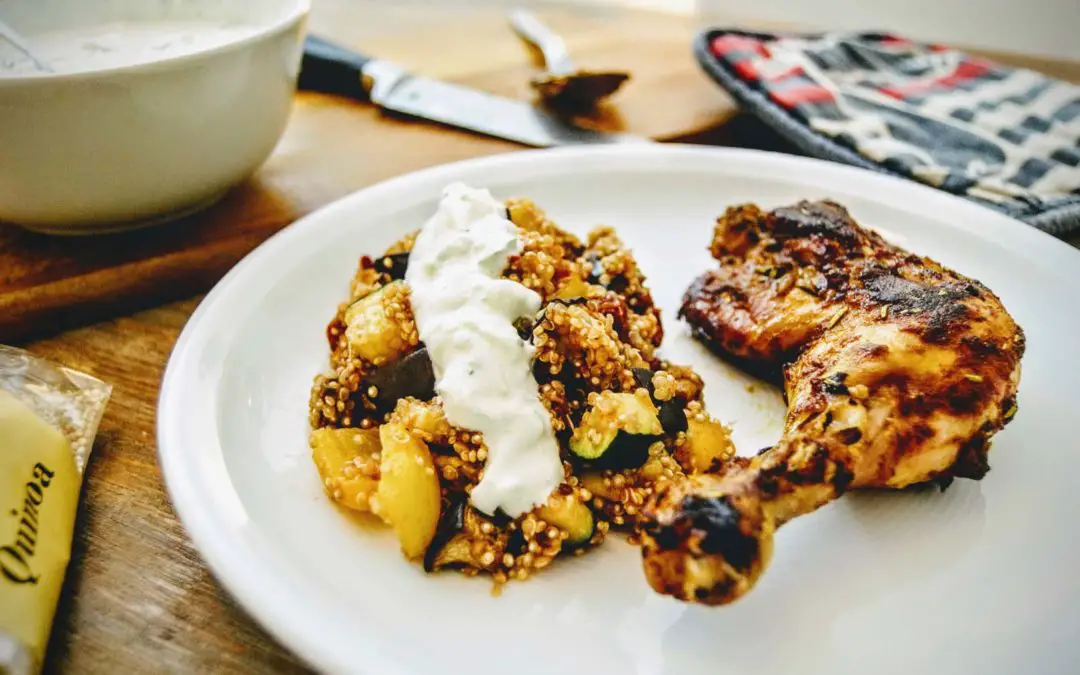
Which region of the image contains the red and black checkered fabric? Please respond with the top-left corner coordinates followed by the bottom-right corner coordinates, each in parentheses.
top-left (697, 30), bottom-right (1080, 233)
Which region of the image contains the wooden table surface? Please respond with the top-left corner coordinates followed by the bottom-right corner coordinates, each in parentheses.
top-left (18, 2), bottom-right (1080, 673)
top-left (0, 0), bottom-right (735, 343)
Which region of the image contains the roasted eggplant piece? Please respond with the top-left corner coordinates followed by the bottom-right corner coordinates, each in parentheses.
top-left (365, 347), bottom-right (436, 409)
top-left (425, 534), bottom-right (478, 571)
top-left (374, 252), bottom-right (410, 280)
top-left (657, 400), bottom-right (688, 435)
top-left (424, 502), bottom-right (488, 571)
top-left (632, 367), bottom-right (654, 393)
top-left (632, 367), bottom-right (688, 435)
top-left (423, 495), bottom-right (466, 572)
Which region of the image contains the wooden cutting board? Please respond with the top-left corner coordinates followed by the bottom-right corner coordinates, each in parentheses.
top-left (0, 4), bottom-right (736, 343)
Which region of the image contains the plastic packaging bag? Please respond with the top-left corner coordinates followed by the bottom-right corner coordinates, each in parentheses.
top-left (0, 346), bottom-right (110, 675)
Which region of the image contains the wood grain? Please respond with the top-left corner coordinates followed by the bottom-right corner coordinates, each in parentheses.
top-left (0, 3), bottom-right (733, 344)
top-left (0, 97), bottom-right (519, 343)
top-left (30, 299), bottom-right (311, 674)
top-left (13, 2), bottom-right (1080, 673)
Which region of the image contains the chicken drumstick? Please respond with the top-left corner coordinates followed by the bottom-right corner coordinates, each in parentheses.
top-left (640, 200), bottom-right (1024, 605)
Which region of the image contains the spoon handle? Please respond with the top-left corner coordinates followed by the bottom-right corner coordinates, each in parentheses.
top-left (0, 18), bottom-right (52, 72)
top-left (508, 9), bottom-right (575, 76)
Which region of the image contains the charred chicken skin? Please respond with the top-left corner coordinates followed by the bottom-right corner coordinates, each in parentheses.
top-left (640, 200), bottom-right (1025, 605)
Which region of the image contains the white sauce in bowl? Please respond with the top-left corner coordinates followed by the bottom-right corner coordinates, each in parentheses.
top-left (0, 21), bottom-right (259, 76)
top-left (406, 184), bottom-right (563, 518)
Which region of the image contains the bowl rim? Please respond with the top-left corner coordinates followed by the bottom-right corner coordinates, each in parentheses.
top-left (0, 0), bottom-right (311, 87)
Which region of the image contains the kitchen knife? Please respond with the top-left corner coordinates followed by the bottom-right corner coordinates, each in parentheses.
top-left (298, 35), bottom-right (644, 147)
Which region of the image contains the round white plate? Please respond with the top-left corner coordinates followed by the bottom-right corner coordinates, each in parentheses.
top-left (159, 145), bottom-right (1080, 675)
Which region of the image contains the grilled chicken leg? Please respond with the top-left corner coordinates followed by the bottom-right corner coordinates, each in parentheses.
top-left (640, 201), bottom-right (1024, 605)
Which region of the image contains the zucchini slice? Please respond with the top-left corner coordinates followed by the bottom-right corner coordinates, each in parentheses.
top-left (570, 390), bottom-right (662, 469)
top-left (538, 494), bottom-right (595, 548)
top-left (346, 278), bottom-right (391, 309)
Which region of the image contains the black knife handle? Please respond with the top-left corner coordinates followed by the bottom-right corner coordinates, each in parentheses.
top-left (299, 35), bottom-right (374, 101)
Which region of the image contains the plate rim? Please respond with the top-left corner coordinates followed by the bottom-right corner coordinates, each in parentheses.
top-left (157, 144), bottom-right (1080, 674)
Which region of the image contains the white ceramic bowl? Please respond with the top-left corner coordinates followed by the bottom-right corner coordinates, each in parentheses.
top-left (0, 0), bottom-right (310, 234)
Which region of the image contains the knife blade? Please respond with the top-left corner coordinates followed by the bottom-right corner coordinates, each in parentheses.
top-left (298, 35), bottom-right (645, 148)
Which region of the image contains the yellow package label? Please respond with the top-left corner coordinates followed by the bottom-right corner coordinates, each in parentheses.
top-left (0, 390), bottom-right (79, 671)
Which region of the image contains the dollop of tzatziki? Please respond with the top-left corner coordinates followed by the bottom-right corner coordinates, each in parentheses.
top-left (405, 183), bottom-right (563, 517)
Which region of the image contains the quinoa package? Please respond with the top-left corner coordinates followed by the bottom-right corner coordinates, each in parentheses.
top-left (0, 346), bottom-right (110, 675)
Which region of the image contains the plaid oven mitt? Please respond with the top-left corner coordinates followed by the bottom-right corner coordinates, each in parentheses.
top-left (695, 30), bottom-right (1080, 235)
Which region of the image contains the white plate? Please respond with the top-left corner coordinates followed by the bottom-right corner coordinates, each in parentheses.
top-left (158, 145), bottom-right (1080, 675)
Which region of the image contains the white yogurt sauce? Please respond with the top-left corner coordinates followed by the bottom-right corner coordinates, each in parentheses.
top-left (406, 183), bottom-right (563, 517)
top-left (0, 21), bottom-right (258, 76)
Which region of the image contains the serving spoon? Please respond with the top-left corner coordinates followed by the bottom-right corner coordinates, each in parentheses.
top-left (508, 9), bottom-right (628, 111)
top-left (0, 17), bottom-right (52, 73)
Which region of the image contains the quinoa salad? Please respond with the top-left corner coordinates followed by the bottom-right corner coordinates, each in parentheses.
top-left (308, 184), bottom-right (735, 587)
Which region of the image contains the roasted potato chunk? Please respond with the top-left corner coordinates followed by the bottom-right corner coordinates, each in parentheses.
top-left (376, 423), bottom-right (442, 559)
top-left (311, 427), bottom-right (381, 512)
